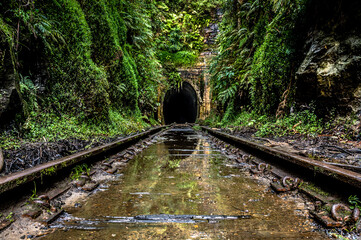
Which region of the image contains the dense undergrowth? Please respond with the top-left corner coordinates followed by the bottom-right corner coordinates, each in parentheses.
top-left (0, 0), bottom-right (219, 148)
top-left (202, 109), bottom-right (323, 137)
top-left (202, 108), bottom-right (361, 140)
top-left (205, 0), bottom-right (361, 140)
top-left (2, 0), bottom-right (357, 148)
top-left (209, 0), bottom-right (310, 129)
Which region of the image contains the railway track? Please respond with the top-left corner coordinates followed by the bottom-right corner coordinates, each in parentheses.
top-left (201, 126), bottom-right (361, 230)
top-left (0, 126), bottom-right (167, 197)
top-left (0, 124), bottom-right (360, 237)
top-left (201, 126), bottom-right (361, 191)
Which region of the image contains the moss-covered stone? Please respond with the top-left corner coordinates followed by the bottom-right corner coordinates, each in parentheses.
top-left (0, 18), bottom-right (18, 124)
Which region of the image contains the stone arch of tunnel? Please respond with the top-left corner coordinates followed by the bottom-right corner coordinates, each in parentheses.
top-left (163, 82), bottom-right (200, 124)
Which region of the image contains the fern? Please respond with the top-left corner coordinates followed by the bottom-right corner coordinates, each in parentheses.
top-left (116, 83), bottom-right (127, 94)
top-left (218, 83), bottom-right (238, 105)
top-left (19, 74), bottom-right (39, 117)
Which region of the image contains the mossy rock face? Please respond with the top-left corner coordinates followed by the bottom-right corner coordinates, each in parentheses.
top-left (37, 0), bottom-right (111, 121)
top-left (0, 18), bottom-right (21, 125)
top-left (0, 0), bottom-right (216, 132)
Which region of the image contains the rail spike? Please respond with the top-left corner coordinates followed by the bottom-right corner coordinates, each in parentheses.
top-left (331, 203), bottom-right (360, 223)
top-left (281, 176), bottom-right (301, 191)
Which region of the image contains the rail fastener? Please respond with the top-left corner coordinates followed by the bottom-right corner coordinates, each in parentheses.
top-left (201, 126), bottom-right (361, 190)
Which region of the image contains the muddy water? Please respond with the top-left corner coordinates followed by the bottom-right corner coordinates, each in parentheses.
top-left (42, 127), bottom-right (325, 239)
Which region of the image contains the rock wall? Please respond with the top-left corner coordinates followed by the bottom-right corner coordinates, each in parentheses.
top-left (295, 0), bottom-right (361, 116)
top-left (296, 33), bottom-right (361, 115)
top-left (0, 70), bottom-right (18, 124)
top-left (0, 21), bottom-right (20, 126)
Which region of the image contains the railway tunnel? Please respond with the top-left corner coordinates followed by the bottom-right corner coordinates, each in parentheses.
top-left (163, 82), bottom-right (198, 124)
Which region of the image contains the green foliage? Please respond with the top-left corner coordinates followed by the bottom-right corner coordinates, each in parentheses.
top-left (255, 109), bottom-right (322, 137)
top-left (167, 71), bottom-right (183, 89)
top-left (211, 0), bottom-right (307, 117)
top-left (41, 167), bottom-right (56, 178)
top-left (220, 100), bottom-right (238, 126)
top-left (19, 74), bottom-right (39, 117)
top-left (199, 111), bottom-right (222, 127)
top-left (70, 163), bottom-right (90, 180)
top-left (206, 108), bottom-right (323, 137)
top-left (16, 110), bottom-right (149, 143)
top-left (0, 17), bottom-right (15, 71)
top-left (29, 181), bottom-right (38, 201)
top-left (249, 0), bottom-right (304, 114)
top-left (0, 0), bottom-right (168, 143)
top-left (348, 195), bottom-right (361, 210)
top-left (25, 0), bottom-right (111, 122)
top-left (5, 212), bottom-right (14, 222)
top-left (154, 0), bottom-right (218, 69)
top-left (158, 50), bottom-right (198, 67)
top-left (0, 0), bottom-right (219, 146)
top-left (167, 158), bottom-right (182, 169)
top-left (192, 125), bottom-right (201, 131)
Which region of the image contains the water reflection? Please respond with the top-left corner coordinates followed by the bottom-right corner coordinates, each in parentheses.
top-left (42, 127), bottom-right (325, 239)
top-left (162, 127), bottom-right (200, 160)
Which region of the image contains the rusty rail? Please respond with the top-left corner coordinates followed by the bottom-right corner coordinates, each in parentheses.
top-left (0, 126), bottom-right (167, 195)
top-left (201, 126), bottom-right (361, 190)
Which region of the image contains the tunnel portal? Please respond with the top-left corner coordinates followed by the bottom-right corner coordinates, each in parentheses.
top-left (163, 82), bottom-right (198, 124)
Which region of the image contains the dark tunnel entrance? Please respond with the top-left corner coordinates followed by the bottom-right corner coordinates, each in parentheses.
top-left (163, 82), bottom-right (198, 124)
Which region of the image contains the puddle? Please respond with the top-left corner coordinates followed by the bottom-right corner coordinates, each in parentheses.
top-left (41, 127), bottom-right (326, 239)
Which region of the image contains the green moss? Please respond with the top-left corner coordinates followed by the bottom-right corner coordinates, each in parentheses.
top-left (41, 166), bottom-right (57, 176)
top-left (0, 0), bottom-right (219, 144)
top-left (302, 182), bottom-right (330, 197)
top-left (0, 17), bottom-right (16, 106)
top-left (15, 176), bottom-right (28, 186)
top-left (120, 47), bottom-right (140, 112)
top-left (158, 50), bottom-right (198, 67)
top-left (78, 0), bottom-right (125, 65)
top-left (37, 0), bottom-right (110, 121)
top-left (203, 108), bottom-right (323, 137)
top-left (192, 125), bottom-right (201, 131)
top-left (0, 17), bottom-right (15, 69)
top-left (0, 0), bottom-right (168, 143)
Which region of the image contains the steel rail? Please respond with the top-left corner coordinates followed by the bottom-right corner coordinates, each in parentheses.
top-left (201, 126), bottom-right (361, 190)
top-left (0, 126), bottom-right (167, 195)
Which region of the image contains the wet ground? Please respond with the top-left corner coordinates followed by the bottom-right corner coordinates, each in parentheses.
top-left (40, 127), bottom-right (326, 239)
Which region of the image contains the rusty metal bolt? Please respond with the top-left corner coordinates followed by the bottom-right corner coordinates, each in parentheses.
top-left (331, 204), bottom-right (353, 222)
top-left (352, 207), bottom-right (360, 222)
top-left (293, 178), bottom-right (302, 188)
top-left (281, 176), bottom-right (301, 190)
top-left (257, 163), bottom-right (267, 172)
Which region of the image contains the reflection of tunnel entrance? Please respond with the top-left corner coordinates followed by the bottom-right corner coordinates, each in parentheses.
top-left (163, 82), bottom-right (198, 124)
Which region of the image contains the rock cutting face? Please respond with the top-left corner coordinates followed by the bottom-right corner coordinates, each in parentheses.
top-left (163, 82), bottom-right (198, 124)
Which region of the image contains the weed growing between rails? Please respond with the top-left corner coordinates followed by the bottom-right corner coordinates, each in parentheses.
top-left (70, 164), bottom-right (90, 181)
